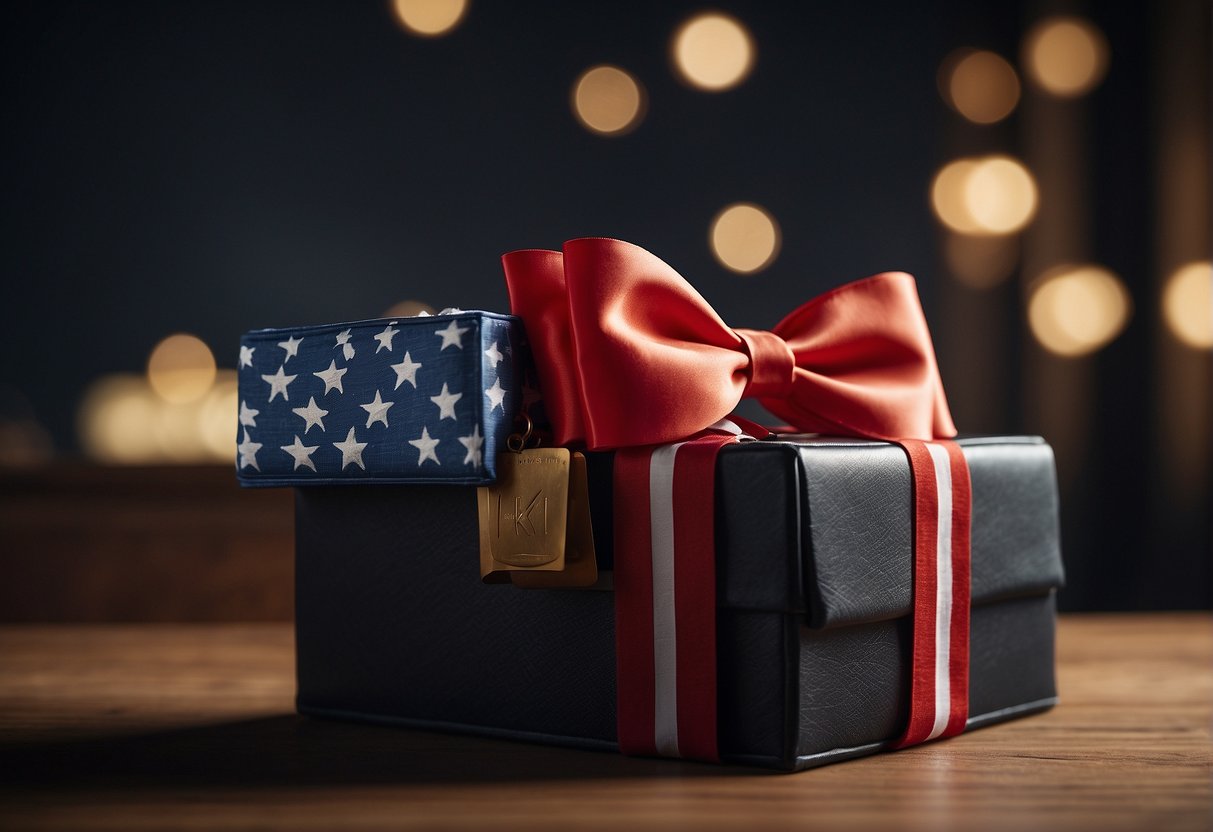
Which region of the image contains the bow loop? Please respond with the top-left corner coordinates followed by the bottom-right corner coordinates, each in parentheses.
top-left (762, 272), bottom-right (958, 440)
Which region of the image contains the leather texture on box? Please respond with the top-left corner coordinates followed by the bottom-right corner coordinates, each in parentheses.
top-left (237, 311), bottom-right (522, 486)
top-left (294, 435), bottom-right (1063, 770)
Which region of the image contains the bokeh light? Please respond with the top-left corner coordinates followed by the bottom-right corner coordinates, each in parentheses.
top-left (931, 159), bottom-right (984, 234)
top-left (147, 333), bottom-right (217, 404)
top-left (153, 398), bottom-right (210, 463)
top-left (572, 65), bottom-right (645, 136)
top-left (941, 49), bottom-right (1020, 124)
top-left (1028, 265), bottom-right (1132, 357)
top-left (1163, 261), bottom-right (1213, 349)
top-left (78, 375), bottom-right (162, 464)
top-left (1023, 16), bottom-right (1109, 98)
top-left (0, 385), bottom-right (53, 467)
top-left (391, 0), bottom-right (468, 37)
top-left (198, 370), bottom-right (240, 462)
top-left (932, 156), bottom-right (1037, 236)
top-left (383, 299), bottom-right (437, 318)
top-left (710, 203), bottom-right (781, 274)
top-left (80, 368), bottom-right (238, 465)
top-left (965, 156), bottom-right (1037, 234)
top-left (672, 12), bottom-right (755, 91)
top-left (943, 233), bottom-right (1020, 289)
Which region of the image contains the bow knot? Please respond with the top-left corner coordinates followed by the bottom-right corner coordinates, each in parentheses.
top-left (735, 328), bottom-right (796, 399)
top-left (503, 237), bottom-right (956, 449)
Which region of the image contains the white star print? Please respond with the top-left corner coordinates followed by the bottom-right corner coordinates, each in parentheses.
top-left (430, 383), bottom-right (462, 421)
top-left (360, 389), bottom-right (394, 428)
top-left (391, 352), bottom-right (422, 390)
top-left (458, 425), bottom-right (483, 468)
top-left (237, 429), bottom-right (262, 470)
top-left (314, 360), bottom-right (349, 395)
top-left (239, 345), bottom-right (255, 369)
top-left (262, 365), bottom-right (297, 402)
top-left (409, 425), bottom-right (441, 466)
top-left (484, 342), bottom-right (504, 366)
top-left (373, 323), bottom-right (400, 353)
top-left (435, 319), bottom-right (469, 351)
top-left (281, 435), bottom-right (319, 472)
top-left (278, 335), bottom-right (302, 362)
top-left (485, 378), bottom-right (506, 413)
top-left (238, 400), bottom-right (259, 428)
top-left (335, 328), bottom-right (355, 361)
top-left (291, 396), bottom-right (329, 434)
top-left (333, 426), bottom-right (368, 471)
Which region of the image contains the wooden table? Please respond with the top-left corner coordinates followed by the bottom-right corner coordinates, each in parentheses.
top-left (1, 614), bottom-right (1209, 831)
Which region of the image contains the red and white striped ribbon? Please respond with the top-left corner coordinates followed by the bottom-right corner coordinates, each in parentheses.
top-left (893, 439), bottom-right (972, 747)
top-left (613, 419), bottom-right (755, 762)
top-left (613, 431), bottom-right (972, 761)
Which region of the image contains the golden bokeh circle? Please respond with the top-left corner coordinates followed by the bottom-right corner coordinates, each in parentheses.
top-left (1028, 265), bottom-right (1132, 356)
top-left (964, 155), bottom-right (1038, 234)
top-left (932, 156), bottom-right (1037, 236)
top-left (1162, 261), bottom-right (1213, 349)
top-left (391, 0), bottom-right (468, 37)
top-left (710, 203), bottom-right (781, 274)
top-left (77, 374), bottom-right (161, 464)
top-left (571, 65), bottom-right (645, 136)
top-left (1023, 16), bottom-right (1109, 98)
top-left (945, 49), bottom-right (1020, 124)
top-left (147, 333), bottom-right (217, 405)
top-left (672, 12), bottom-right (755, 91)
top-left (383, 299), bottom-right (437, 318)
top-left (931, 159), bottom-right (985, 234)
top-left (152, 401), bottom-right (210, 463)
top-left (199, 370), bottom-right (240, 463)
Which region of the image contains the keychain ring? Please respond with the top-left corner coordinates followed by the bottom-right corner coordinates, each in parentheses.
top-left (506, 412), bottom-right (534, 453)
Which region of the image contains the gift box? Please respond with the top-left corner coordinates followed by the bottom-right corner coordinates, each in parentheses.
top-left (245, 239), bottom-right (1065, 770)
top-left (292, 433), bottom-right (1064, 771)
top-left (234, 311), bottom-right (524, 485)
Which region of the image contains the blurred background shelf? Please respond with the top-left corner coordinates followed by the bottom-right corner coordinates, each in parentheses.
top-left (0, 465), bottom-right (293, 622)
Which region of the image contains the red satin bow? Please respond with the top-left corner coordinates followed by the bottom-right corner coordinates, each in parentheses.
top-left (502, 236), bottom-right (969, 763)
top-left (501, 237), bottom-right (956, 448)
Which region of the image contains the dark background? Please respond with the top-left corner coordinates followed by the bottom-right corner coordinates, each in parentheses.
top-left (1, 0), bottom-right (1208, 612)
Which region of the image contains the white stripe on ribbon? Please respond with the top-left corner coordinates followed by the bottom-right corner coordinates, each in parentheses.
top-left (708, 418), bottom-right (754, 440)
top-left (924, 442), bottom-right (955, 742)
top-left (649, 442), bottom-right (685, 757)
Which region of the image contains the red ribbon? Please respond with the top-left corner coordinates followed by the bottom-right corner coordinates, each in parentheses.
top-left (502, 238), bottom-right (970, 761)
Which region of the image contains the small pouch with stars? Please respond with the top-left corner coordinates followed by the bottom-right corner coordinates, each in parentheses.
top-left (235, 310), bottom-right (530, 486)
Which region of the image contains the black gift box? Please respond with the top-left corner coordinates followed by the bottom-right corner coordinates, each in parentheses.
top-left (294, 435), bottom-right (1063, 770)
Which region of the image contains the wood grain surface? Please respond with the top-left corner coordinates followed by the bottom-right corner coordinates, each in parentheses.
top-left (0, 614), bottom-right (1209, 831)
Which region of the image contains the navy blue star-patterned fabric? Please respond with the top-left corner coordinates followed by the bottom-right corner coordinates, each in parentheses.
top-left (235, 312), bottom-right (521, 486)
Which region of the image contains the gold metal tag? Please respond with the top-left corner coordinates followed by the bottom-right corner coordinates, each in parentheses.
top-left (510, 451), bottom-right (598, 589)
top-left (477, 448), bottom-right (571, 581)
